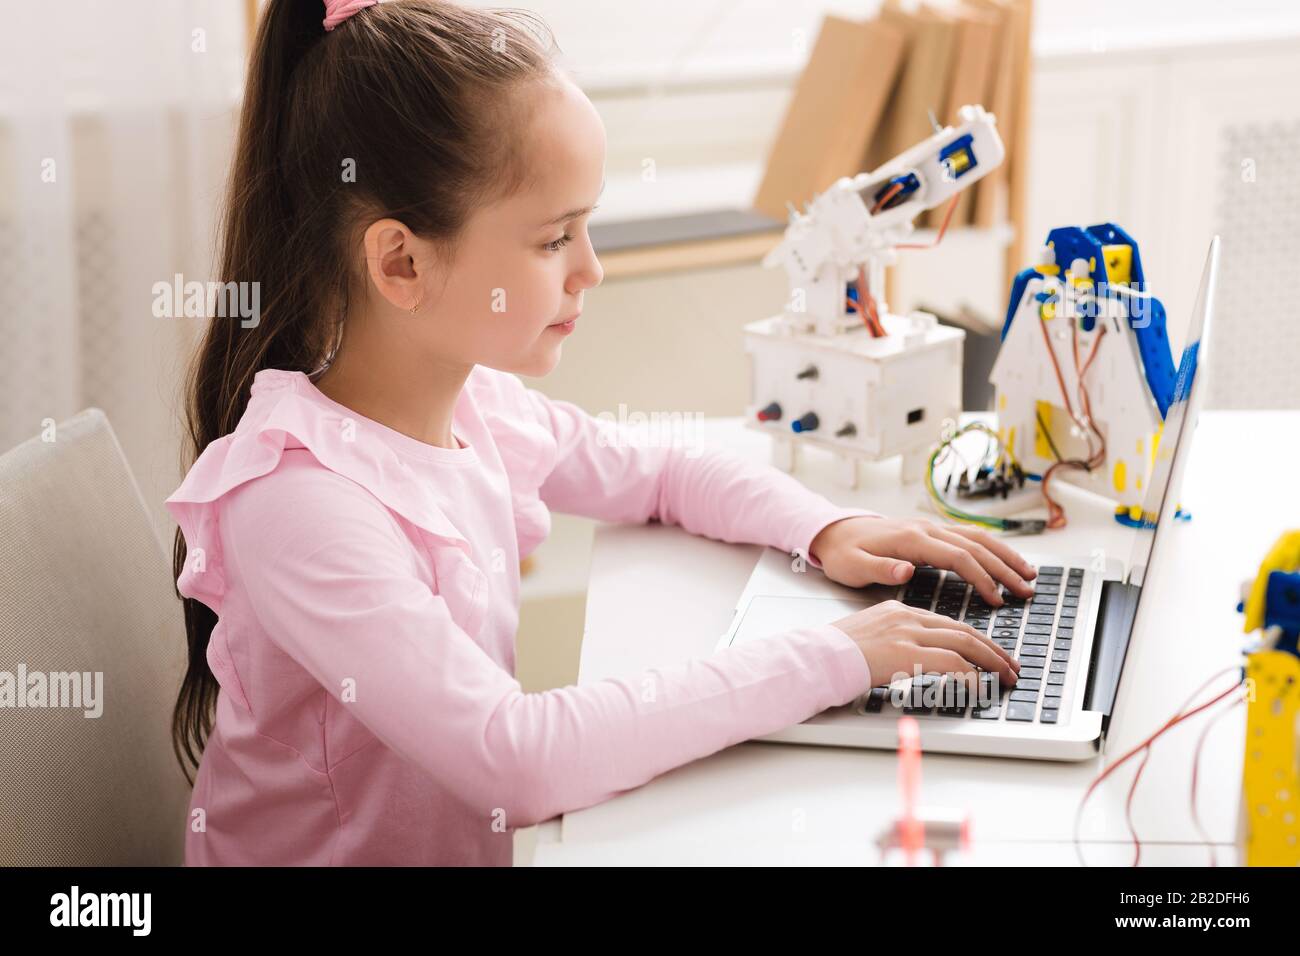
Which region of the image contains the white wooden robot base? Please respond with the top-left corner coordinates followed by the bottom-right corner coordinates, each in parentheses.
top-left (745, 309), bottom-right (963, 489)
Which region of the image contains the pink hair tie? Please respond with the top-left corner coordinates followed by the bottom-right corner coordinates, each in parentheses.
top-left (323, 0), bottom-right (378, 31)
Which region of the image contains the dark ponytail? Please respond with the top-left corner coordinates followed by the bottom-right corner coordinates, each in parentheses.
top-left (172, 0), bottom-right (558, 781)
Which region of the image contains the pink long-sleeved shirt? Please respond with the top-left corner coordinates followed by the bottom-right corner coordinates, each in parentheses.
top-left (165, 365), bottom-right (880, 866)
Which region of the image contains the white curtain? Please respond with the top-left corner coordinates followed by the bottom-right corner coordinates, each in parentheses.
top-left (1, 1), bottom-right (245, 539)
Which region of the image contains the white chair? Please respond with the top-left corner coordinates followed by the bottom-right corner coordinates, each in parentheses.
top-left (0, 409), bottom-right (191, 864)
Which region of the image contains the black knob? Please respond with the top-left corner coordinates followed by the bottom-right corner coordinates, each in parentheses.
top-left (756, 402), bottom-right (782, 422)
top-left (835, 422), bottom-right (856, 438)
top-left (792, 412), bottom-right (819, 433)
top-left (795, 364), bottom-right (819, 381)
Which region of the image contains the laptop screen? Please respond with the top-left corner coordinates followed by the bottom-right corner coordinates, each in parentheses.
top-left (1125, 236), bottom-right (1219, 588)
top-left (1084, 237), bottom-right (1218, 727)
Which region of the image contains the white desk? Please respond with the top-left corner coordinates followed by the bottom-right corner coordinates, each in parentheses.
top-left (534, 411), bottom-right (1292, 865)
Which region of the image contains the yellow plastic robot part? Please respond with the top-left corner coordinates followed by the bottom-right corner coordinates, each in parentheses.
top-left (1243, 651), bottom-right (1300, 866)
top-left (1101, 244), bottom-right (1133, 285)
top-left (1148, 423), bottom-right (1164, 478)
top-left (1033, 401), bottom-right (1053, 459)
top-left (1115, 504), bottom-right (1148, 522)
top-left (1244, 530), bottom-right (1300, 633)
top-left (1112, 459), bottom-right (1127, 493)
top-left (1067, 257), bottom-right (1098, 288)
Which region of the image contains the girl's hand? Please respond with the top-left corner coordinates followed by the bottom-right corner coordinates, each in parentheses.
top-left (831, 600), bottom-right (1021, 689)
top-left (809, 515), bottom-right (1037, 607)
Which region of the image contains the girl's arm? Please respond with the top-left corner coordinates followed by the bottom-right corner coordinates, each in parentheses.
top-left (221, 463), bottom-right (872, 829)
top-left (521, 386), bottom-right (882, 569)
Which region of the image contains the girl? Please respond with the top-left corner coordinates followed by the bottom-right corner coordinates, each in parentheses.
top-left (167, 0), bottom-right (1033, 866)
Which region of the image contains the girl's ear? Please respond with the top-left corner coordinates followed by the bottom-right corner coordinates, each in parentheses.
top-left (361, 218), bottom-right (429, 312)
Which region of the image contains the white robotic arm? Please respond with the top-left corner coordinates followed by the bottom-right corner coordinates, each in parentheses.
top-left (763, 104), bottom-right (1006, 336)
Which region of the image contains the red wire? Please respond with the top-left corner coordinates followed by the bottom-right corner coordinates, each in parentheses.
top-left (850, 188), bottom-right (963, 339)
top-left (1079, 324), bottom-right (1106, 378)
top-left (1071, 321), bottom-right (1108, 462)
top-left (1121, 670), bottom-right (1241, 866)
top-left (845, 294), bottom-right (881, 335)
top-left (1033, 312), bottom-right (1109, 529)
top-left (1124, 746), bottom-right (1153, 866)
top-left (1190, 697), bottom-right (1244, 866)
top-left (852, 188), bottom-right (960, 338)
top-left (855, 302), bottom-right (886, 338)
top-left (847, 265), bottom-right (886, 337)
top-left (1037, 312), bottom-right (1076, 419)
top-left (1034, 318), bottom-right (1079, 528)
top-left (1073, 669), bottom-right (1244, 866)
top-left (871, 182), bottom-right (903, 215)
top-left (861, 270), bottom-right (885, 337)
top-left (898, 194), bottom-right (960, 249)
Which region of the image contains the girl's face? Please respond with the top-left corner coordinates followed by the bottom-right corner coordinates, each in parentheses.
top-left (414, 75), bottom-right (607, 378)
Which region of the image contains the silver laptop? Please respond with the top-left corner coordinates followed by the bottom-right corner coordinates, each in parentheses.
top-left (717, 237), bottom-right (1219, 761)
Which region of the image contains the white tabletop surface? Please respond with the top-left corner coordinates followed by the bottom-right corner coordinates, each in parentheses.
top-left (535, 411), bottom-right (1293, 864)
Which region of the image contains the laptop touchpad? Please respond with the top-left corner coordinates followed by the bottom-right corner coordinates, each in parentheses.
top-left (730, 594), bottom-right (876, 646)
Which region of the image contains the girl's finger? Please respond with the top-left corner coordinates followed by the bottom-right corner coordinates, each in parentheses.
top-left (849, 549), bottom-right (913, 587)
top-left (915, 627), bottom-right (1019, 683)
top-left (905, 605), bottom-right (987, 639)
top-left (908, 534), bottom-right (1003, 606)
top-left (922, 623), bottom-right (1019, 674)
top-left (948, 525), bottom-right (1038, 582)
top-left (932, 526), bottom-right (1033, 598)
top-left (908, 648), bottom-right (980, 685)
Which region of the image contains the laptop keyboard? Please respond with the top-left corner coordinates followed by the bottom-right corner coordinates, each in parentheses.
top-left (859, 564), bottom-right (1084, 724)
